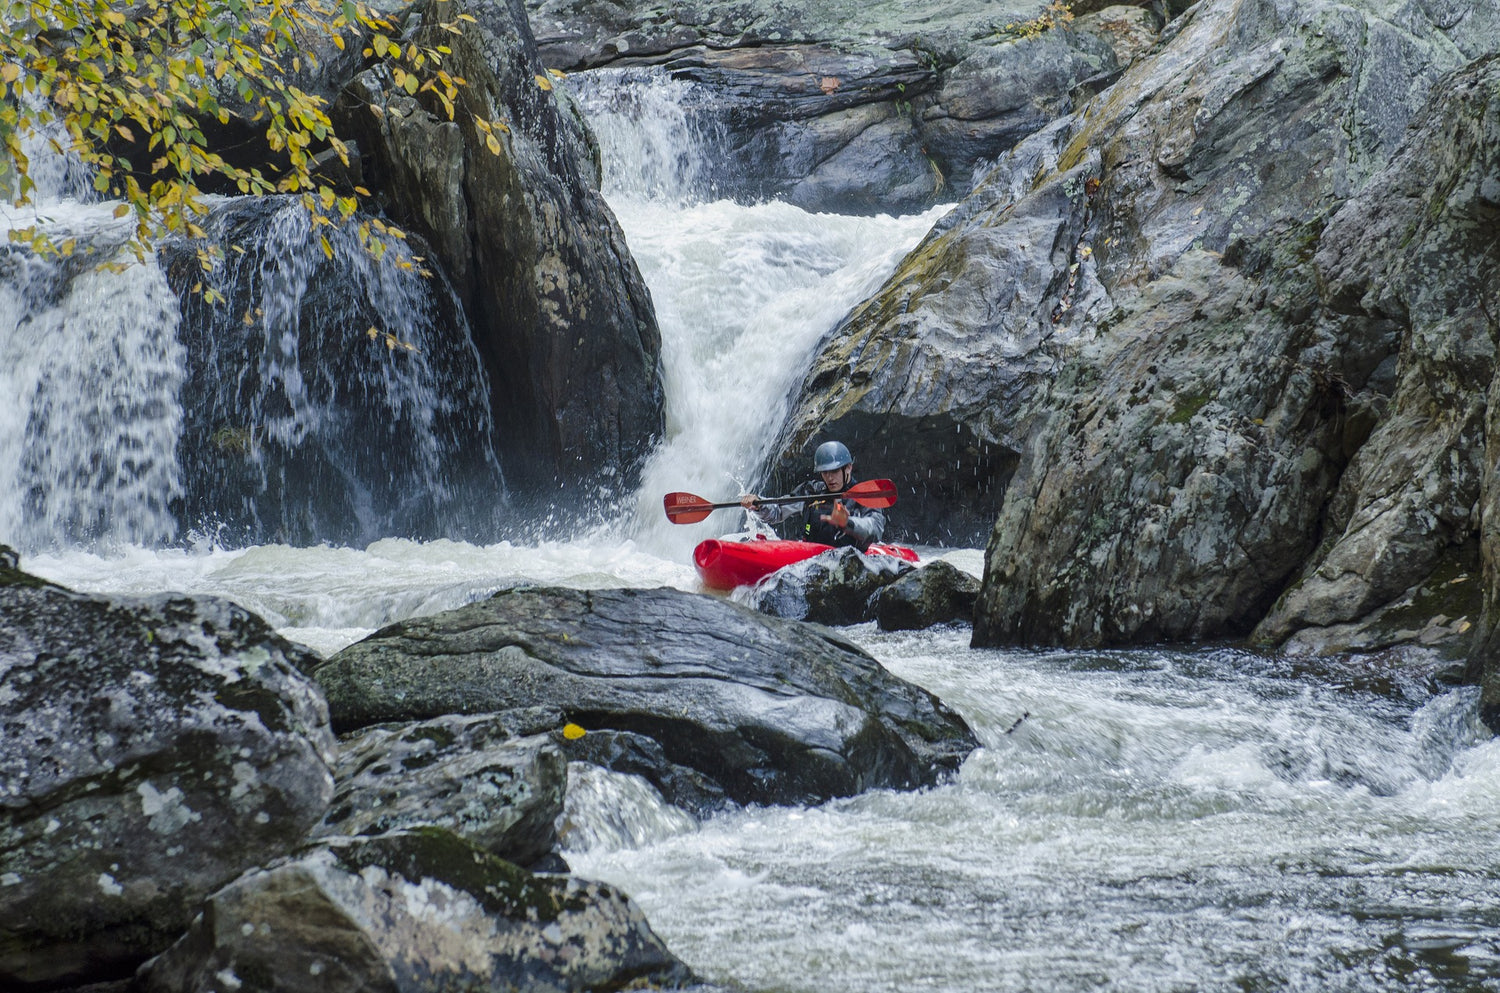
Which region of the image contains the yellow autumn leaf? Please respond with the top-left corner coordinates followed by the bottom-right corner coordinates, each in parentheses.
top-left (562, 723), bottom-right (586, 740)
top-left (534, 73), bottom-right (552, 91)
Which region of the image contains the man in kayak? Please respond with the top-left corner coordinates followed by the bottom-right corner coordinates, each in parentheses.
top-left (739, 441), bottom-right (886, 550)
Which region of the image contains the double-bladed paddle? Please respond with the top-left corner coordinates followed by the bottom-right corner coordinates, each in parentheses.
top-left (663, 478), bottom-right (898, 525)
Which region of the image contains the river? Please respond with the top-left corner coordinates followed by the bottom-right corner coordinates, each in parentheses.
top-left (10, 67), bottom-right (1500, 991)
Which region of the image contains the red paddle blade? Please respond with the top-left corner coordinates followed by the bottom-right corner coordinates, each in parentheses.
top-left (847, 478), bottom-right (898, 508)
top-left (663, 492), bottom-right (714, 524)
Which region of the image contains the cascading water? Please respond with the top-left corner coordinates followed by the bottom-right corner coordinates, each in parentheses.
top-left (164, 196), bottom-right (504, 547)
top-left (1, 136), bottom-right (186, 549)
top-left (569, 68), bottom-right (950, 558)
top-left (1, 162), bottom-right (504, 550)
top-left (10, 62), bottom-right (1500, 993)
top-left (560, 633), bottom-right (1500, 992)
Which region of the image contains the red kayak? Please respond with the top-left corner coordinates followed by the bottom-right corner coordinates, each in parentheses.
top-left (694, 537), bottom-right (919, 591)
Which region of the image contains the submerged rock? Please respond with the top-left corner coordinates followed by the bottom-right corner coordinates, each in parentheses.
top-left (138, 829), bottom-right (694, 993)
top-left (746, 546), bottom-right (917, 625)
top-left (313, 586), bottom-right (977, 807)
top-left (873, 561), bottom-right (982, 631)
top-left (318, 713), bottom-right (567, 869)
top-left (0, 566), bottom-right (335, 989)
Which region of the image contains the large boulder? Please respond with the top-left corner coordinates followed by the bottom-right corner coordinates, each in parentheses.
top-left (138, 830), bottom-right (694, 993)
top-left (969, 0), bottom-right (1500, 649)
top-left (335, 0), bottom-right (664, 510)
top-left (318, 713), bottom-right (567, 869)
top-left (0, 557), bottom-right (335, 989)
top-left (312, 586), bottom-right (977, 806)
top-left (873, 560), bottom-right (982, 631)
top-left (966, 5), bottom-right (1500, 650)
top-left (1258, 53), bottom-right (1500, 658)
top-left (529, 0), bottom-right (1151, 212)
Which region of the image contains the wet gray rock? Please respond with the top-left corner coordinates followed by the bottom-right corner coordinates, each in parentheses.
top-left (0, 567), bottom-right (335, 989)
top-left (530, 0), bottom-right (1147, 212)
top-left (318, 713), bottom-right (567, 869)
top-left (965, 5), bottom-right (1500, 651)
top-left (335, 0), bottom-right (663, 507)
top-left (873, 561), bottom-right (982, 631)
top-left (747, 0), bottom-right (1498, 644)
top-left (312, 585), bottom-right (977, 806)
top-left (1258, 50), bottom-right (1500, 659)
top-left (746, 546), bottom-right (917, 625)
top-left (138, 829), bottom-right (693, 993)
top-left (767, 140), bottom-right (1104, 544)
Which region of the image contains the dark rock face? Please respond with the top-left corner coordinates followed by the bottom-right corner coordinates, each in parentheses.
top-left (319, 714), bottom-right (567, 869)
top-left (138, 830), bottom-right (694, 993)
top-left (0, 574), bottom-right (335, 988)
top-left (746, 547), bottom-right (917, 625)
top-left (873, 561), bottom-right (982, 631)
top-left (528, 0), bottom-right (1147, 213)
top-left (313, 586), bottom-right (978, 806)
top-left (335, 0), bottom-right (664, 509)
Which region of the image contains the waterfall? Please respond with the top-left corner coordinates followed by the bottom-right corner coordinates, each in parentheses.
top-left (574, 67), bottom-right (726, 204)
top-left (566, 68), bottom-right (950, 557)
top-left (167, 197), bottom-right (505, 548)
top-left (0, 219), bottom-right (185, 549)
top-left (1, 157), bottom-right (505, 551)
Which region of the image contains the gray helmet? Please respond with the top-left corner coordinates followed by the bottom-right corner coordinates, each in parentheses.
top-left (813, 440), bottom-right (853, 472)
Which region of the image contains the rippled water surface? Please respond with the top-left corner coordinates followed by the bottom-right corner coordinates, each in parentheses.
top-left (565, 624), bottom-right (1500, 993)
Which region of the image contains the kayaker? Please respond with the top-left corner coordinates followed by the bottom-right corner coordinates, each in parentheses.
top-left (739, 441), bottom-right (886, 550)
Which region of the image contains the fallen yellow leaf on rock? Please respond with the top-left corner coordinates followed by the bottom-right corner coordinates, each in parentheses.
top-left (562, 723), bottom-right (586, 740)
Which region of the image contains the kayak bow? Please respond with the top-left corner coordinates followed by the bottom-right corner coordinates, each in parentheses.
top-left (694, 537), bottom-right (919, 591)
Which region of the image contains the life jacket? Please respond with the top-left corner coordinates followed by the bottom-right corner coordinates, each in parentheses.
top-left (788, 478), bottom-right (884, 549)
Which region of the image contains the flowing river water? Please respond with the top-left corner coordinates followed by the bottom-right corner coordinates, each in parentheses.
top-left (8, 69), bottom-right (1500, 991)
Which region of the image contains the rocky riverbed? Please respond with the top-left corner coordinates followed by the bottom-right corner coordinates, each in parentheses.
top-left (0, 548), bottom-right (976, 990)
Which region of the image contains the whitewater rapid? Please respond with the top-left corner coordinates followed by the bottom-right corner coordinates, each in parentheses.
top-left (10, 65), bottom-right (1500, 993)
